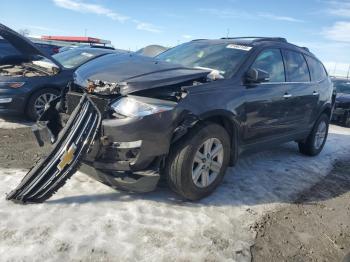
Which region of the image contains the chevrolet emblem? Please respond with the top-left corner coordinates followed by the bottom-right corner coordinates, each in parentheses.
top-left (57, 144), bottom-right (77, 171)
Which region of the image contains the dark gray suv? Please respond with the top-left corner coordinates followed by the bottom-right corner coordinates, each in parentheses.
top-left (7, 36), bottom-right (335, 203)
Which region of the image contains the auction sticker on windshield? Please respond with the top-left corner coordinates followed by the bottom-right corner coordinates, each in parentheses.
top-left (226, 44), bottom-right (252, 51)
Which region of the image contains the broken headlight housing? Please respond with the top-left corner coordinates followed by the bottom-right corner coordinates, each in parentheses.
top-left (110, 96), bottom-right (175, 118)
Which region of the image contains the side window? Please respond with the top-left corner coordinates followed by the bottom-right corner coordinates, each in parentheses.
top-left (251, 49), bottom-right (285, 82)
top-left (284, 50), bottom-right (310, 82)
top-left (305, 56), bottom-right (327, 82)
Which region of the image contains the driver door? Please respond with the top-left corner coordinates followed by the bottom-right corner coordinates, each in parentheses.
top-left (243, 48), bottom-right (291, 144)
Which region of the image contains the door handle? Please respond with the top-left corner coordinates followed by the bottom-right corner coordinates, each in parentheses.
top-left (283, 93), bottom-right (292, 98)
top-left (313, 91), bottom-right (319, 96)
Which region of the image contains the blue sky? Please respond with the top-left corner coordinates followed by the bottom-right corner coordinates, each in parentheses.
top-left (1, 0), bottom-right (350, 75)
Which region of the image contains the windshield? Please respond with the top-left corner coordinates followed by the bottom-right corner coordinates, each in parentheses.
top-left (53, 49), bottom-right (108, 69)
top-left (156, 41), bottom-right (251, 78)
top-left (335, 81), bottom-right (350, 94)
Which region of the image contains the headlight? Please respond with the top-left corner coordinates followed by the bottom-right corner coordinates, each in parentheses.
top-left (0, 82), bottom-right (25, 88)
top-left (110, 96), bottom-right (175, 118)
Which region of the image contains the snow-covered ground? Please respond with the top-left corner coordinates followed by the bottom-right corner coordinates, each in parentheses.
top-left (0, 125), bottom-right (349, 262)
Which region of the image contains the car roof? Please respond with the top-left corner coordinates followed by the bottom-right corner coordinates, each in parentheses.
top-left (190, 37), bottom-right (316, 59)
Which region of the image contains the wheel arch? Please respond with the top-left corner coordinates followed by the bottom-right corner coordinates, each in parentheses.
top-left (171, 110), bottom-right (240, 167)
top-left (318, 102), bottom-right (333, 120)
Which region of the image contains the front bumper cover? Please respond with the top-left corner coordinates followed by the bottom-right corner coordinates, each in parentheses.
top-left (6, 93), bottom-right (101, 203)
top-left (6, 92), bottom-right (165, 203)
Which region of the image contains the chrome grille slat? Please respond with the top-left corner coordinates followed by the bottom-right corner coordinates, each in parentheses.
top-left (6, 94), bottom-right (102, 203)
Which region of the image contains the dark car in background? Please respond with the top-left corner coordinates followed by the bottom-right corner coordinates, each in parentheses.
top-left (0, 37), bottom-right (61, 58)
top-left (332, 78), bottom-right (350, 127)
top-left (0, 24), bottom-right (121, 120)
top-left (7, 36), bottom-right (335, 203)
top-left (135, 45), bottom-right (168, 57)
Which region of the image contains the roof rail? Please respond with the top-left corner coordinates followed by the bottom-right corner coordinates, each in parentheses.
top-left (300, 46), bottom-right (310, 52)
top-left (251, 37), bottom-right (287, 43)
top-left (220, 37), bottom-right (287, 43)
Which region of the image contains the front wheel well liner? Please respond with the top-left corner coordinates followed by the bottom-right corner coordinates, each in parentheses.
top-left (192, 114), bottom-right (239, 166)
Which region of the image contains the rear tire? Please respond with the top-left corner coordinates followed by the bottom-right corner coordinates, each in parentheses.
top-left (164, 122), bottom-right (231, 200)
top-left (26, 88), bottom-right (59, 121)
top-left (298, 114), bottom-right (329, 156)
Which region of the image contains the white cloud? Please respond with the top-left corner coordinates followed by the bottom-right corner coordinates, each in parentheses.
top-left (53, 0), bottom-right (129, 22)
top-left (199, 8), bottom-right (253, 19)
top-left (326, 1), bottom-right (350, 18)
top-left (53, 0), bottom-right (162, 33)
top-left (258, 13), bottom-right (303, 22)
top-left (199, 8), bottom-right (302, 22)
top-left (135, 22), bottom-right (162, 33)
top-left (322, 21), bottom-right (350, 42)
top-left (182, 34), bottom-right (193, 39)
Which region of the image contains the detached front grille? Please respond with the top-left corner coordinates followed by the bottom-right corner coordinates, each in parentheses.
top-left (66, 91), bottom-right (111, 115)
top-left (7, 94), bottom-right (101, 203)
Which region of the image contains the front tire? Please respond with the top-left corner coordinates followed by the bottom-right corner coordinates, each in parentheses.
top-left (298, 114), bottom-right (329, 156)
top-left (26, 88), bottom-right (59, 121)
top-left (164, 122), bottom-right (231, 200)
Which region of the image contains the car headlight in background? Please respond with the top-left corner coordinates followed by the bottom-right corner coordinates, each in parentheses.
top-left (0, 82), bottom-right (26, 88)
top-left (110, 96), bottom-right (175, 118)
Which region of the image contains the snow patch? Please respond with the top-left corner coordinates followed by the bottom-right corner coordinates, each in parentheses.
top-left (0, 125), bottom-right (349, 261)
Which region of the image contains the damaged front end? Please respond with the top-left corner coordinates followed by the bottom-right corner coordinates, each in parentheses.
top-left (6, 93), bottom-right (101, 203)
top-left (6, 54), bottom-right (211, 204)
top-left (6, 86), bottom-right (178, 204)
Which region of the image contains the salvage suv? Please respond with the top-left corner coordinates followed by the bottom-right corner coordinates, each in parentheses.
top-left (7, 34), bottom-right (335, 203)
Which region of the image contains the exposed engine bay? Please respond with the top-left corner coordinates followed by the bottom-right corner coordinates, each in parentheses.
top-left (0, 60), bottom-right (59, 77)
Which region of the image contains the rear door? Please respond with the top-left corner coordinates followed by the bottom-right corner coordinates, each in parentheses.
top-left (243, 48), bottom-right (291, 143)
top-left (304, 55), bottom-right (330, 122)
top-left (282, 49), bottom-right (316, 132)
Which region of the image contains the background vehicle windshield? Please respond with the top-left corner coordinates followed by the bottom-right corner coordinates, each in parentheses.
top-left (53, 48), bottom-right (108, 69)
top-left (335, 81), bottom-right (350, 94)
top-left (156, 41), bottom-right (250, 78)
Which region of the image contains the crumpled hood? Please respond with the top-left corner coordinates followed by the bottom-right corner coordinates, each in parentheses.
top-left (74, 53), bottom-right (210, 95)
top-left (336, 93), bottom-right (350, 103)
top-left (0, 23), bottom-right (62, 68)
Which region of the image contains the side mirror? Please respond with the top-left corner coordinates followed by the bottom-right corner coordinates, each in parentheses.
top-left (245, 68), bottom-right (270, 84)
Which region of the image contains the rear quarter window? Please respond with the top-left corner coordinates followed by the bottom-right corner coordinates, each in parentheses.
top-left (283, 50), bottom-right (310, 82)
top-left (305, 56), bottom-right (328, 82)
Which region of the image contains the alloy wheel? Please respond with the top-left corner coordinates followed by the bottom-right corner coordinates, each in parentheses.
top-left (314, 120), bottom-right (327, 150)
top-left (192, 138), bottom-right (224, 188)
top-left (34, 93), bottom-right (57, 117)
